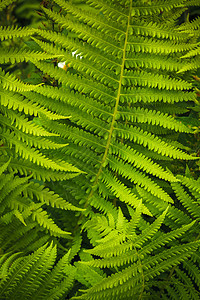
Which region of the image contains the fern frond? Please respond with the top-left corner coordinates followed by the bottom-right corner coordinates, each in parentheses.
top-left (0, 128), bottom-right (73, 171)
top-left (76, 213), bottom-right (198, 300)
top-left (0, 68), bottom-right (42, 92)
top-left (101, 169), bottom-right (151, 215)
top-left (110, 142), bottom-right (178, 182)
top-left (184, 0), bottom-right (200, 7)
top-left (125, 53), bottom-right (186, 72)
top-left (54, 0), bottom-right (126, 41)
top-left (79, 241), bottom-right (200, 300)
top-left (0, 26), bottom-right (36, 41)
top-left (127, 36), bottom-right (196, 55)
top-left (26, 182), bottom-right (84, 211)
top-left (178, 16), bottom-right (200, 31)
top-left (120, 87), bottom-right (196, 104)
top-left (1, 107), bottom-right (58, 136)
top-left (13, 131), bottom-right (67, 150)
top-left (35, 29), bottom-right (121, 71)
top-left (31, 204), bottom-right (71, 237)
top-left (108, 156), bottom-right (174, 203)
top-left (0, 244), bottom-right (48, 297)
top-left (0, 252), bottom-right (21, 280)
top-left (35, 85), bottom-right (113, 122)
top-left (33, 60), bottom-right (115, 103)
top-left (31, 251), bottom-right (75, 300)
top-left (12, 244), bottom-right (57, 299)
top-left (178, 56), bottom-right (200, 72)
top-left (115, 125), bottom-right (195, 159)
top-left (86, 0), bottom-right (129, 23)
top-left (0, 156), bottom-right (78, 182)
top-left (172, 182), bottom-right (200, 221)
top-left (0, 48), bottom-right (60, 64)
top-left (136, 187), bottom-right (193, 229)
top-left (131, 0), bottom-right (186, 16)
top-left (180, 44), bottom-right (200, 58)
top-left (123, 70), bottom-right (192, 90)
top-left (41, 6), bottom-right (123, 58)
top-left (0, 243), bottom-right (75, 299)
top-left (174, 268), bottom-right (200, 300)
top-left (33, 38), bottom-right (119, 89)
top-left (84, 207), bottom-right (169, 259)
top-left (40, 118), bottom-right (106, 153)
top-left (0, 89), bottom-right (67, 119)
top-left (130, 20), bottom-right (187, 41)
top-left (0, 173), bottom-right (31, 206)
top-left (118, 107), bottom-right (192, 132)
top-left (42, 273), bottom-right (75, 300)
top-left (177, 175), bottom-right (200, 194)
top-left (183, 259), bottom-right (200, 290)
top-left (0, 158), bottom-right (11, 176)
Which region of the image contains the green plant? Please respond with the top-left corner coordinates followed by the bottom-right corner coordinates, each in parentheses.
top-left (0, 243), bottom-right (76, 300)
top-left (0, 0), bottom-right (200, 299)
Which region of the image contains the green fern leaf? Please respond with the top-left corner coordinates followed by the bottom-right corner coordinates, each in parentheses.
top-left (0, 48), bottom-right (61, 65)
top-left (26, 182), bottom-right (84, 211)
top-left (0, 26), bottom-right (36, 41)
top-left (0, 68), bottom-right (42, 92)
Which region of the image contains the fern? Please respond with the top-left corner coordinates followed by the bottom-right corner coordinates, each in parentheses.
top-left (0, 21), bottom-right (81, 180)
top-left (0, 48), bottom-right (60, 65)
top-left (0, 26), bottom-right (36, 40)
top-left (0, 160), bottom-right (82, 248)
top-left (0, 0), bottom-right (200, 299)
top-left (177, 14), bottom-right (200, 72)
top-left (73, 207), bottom-right (199, 300)
top-left (0, 243), bottom-right (76, 300)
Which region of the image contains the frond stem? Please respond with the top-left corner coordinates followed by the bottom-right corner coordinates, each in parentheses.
top-left (83, 0), bottom-right (133, 209)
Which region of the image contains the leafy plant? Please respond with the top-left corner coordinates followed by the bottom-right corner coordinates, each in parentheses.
top-left (0, 243), bottom-right (76, 300)
top-left (0, 0), bottom-right (200, 299)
